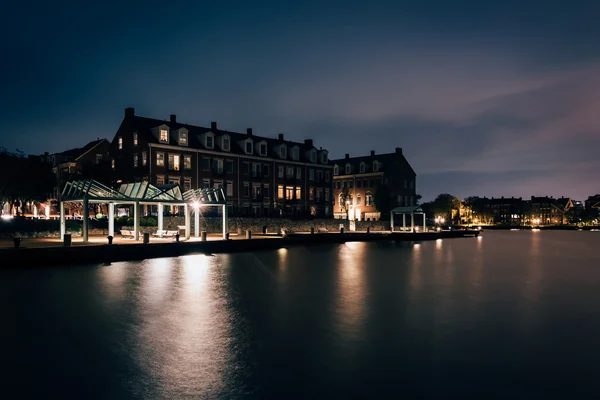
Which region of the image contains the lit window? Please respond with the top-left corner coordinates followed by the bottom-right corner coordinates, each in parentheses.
top-left (280, 146), bottom-right (287, 159)
top-left (311, 149), bottom-right (317, 163)
top-left (356, 194), bottom-right (361, 206)
top-left (213, 159), bottom-right (223, 173)
top-left (156, 152), bottom-right (165, 167)
top-left (118, 137), bottom-right (123, 150)
top-left (168, 154), bottom-right (180, 171)
top-left (184, 155), bottom-right (191, 169)
top-left (278, 185), bottom-right (284, 199)
top-left (206, 135), bottom-right (214, 149)
top-left (252, 184), bottom-right (260, 199)
top-left (133, 133), bottom-right (138, 146)
top-left (179, 131), bottom-right (188, 146)
top-left (286, 186), bottom-right (294, 200)
top-left (226, 182), bottom-right (233, 196)
top-left (133, 153), bottom-right (138, 167)
top-left (295, 187), bottom-right (302, 200)
top-left (168, 176), bottom-right (180, 185)
top-left (142, 151), bottom-right (147, 166)
top-left (245, 140), bottom-right (253, 154)
top-left (160, 129), bottom-right (168, 142)
top-left (95, 154), bottom-right (103, 164)
top-left (309, 187), bottom-right (314, 200)
top-left (222, 137), bottom-right (230, 151)
top-left (111, 159), bottom-right (115, 169)
top-left (293, 147), bottom-right (299, 161)
top-left (366, 193), bottom-right (373, 206)
top-left (156, 175), bottom-right (165, 185)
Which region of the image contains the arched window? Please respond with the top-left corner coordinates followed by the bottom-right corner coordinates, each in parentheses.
top-left (365, 192), bottom-right (373, 206)
top-left (356, 194), bottom-right (361, 206)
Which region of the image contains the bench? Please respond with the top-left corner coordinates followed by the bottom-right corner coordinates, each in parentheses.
top-left (165, 230), bottom-right (179, 238)
top-left (120, 229), bottom-right (134, 238)
top-left (177, 225), bottom-right (186, 232)
top-left (152, 230), bottom-right (168, 238)
top-left (317, 228), bottom-right (329, 233)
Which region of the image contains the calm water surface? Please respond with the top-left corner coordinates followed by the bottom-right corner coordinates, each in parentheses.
top-left (4, 231), bottom-right (600, 398)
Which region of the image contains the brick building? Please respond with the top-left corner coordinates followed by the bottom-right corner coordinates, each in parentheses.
top-left (110, 108), bottom-right (333, 217)
top-left (331, 148), bottom-right (416, 221)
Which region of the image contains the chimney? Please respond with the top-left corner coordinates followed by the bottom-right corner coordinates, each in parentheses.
top-left (125, 107), bottom-right (135, 118)
top-left (370, 150), bottom-right (375, 156)
top-left (345, 153), bottom-right (350, 160)
top-left (247, 128), bottom-right (253, 136)
top-left (211, 121), bottom-right (217, 130)
top-left (304, 139), bottom-right (313, 147)
top-left (278, 133), bottom-right (284, 141)
top-left (395, 147), bottom-right (403, 155)
top-left (170, 114), bottom-right (176, 123)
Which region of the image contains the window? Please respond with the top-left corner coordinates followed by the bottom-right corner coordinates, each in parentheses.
top-left (226, 181), bottom-right (233, 196)
top-left (316, 188), bottom-right (323, 202)
top-left (321, 152), bottom-right (328, 163)
top-left (333, 165), bottom-right (339, 175)
top-left (310, 149), bottom-right (317, 163)
top-left (286, 167), bottom-right (294, 179)
top-left (179, 131), bottom-right (188, 146)
top-left (245, 140), bottom-right (253, 154)
top-left (252, 163), bottom-right (261, 177)
top-left (203, 179), bottom-right (210, 189)
top-left (263, 184), bottom-right (270, 198)
top-left (156, 152), bottom-right (165, 167)
top-left (264, 164), bottom-right (270, 176)
top-left (296, 167), bottom-right (302, 179)
top-left (222, 136), bottom-right (230, 151)
top-left (142, 152), bottom-right (147, 166)
top-left (260, 143), bottom-right (267, 156)
top-left (278, 166), bottom-right (284, 178)
top-left (243, 162), bottom-right (250, 175)
top-left (325, 188), bottom-right (330, 201)
top-left (206, 135), bottom-right (214, 149)
top-left (292, 147), bottom-right (299, 160)
top-left (349, 180), bottom-right (353, 188)
top-left (316, 170), bottom-right (323, 182)
top-left (373, 161), bottom-right (379, 171)
top-left (111, 159), bottom-right (115, 169)
top-left (156, 175), bottom-right (165, 185)
top-left (226, 159), bottom-right (234, 173)
top-left (357, 180), bottom-right (362, 188)
top-left (160, 129), bottom-right (168, 142)
top-left (183, 178), bottom-right (192, 192)
top-left (168, 154), bottom-right (180, 171)
top-left (278, 185), bottom-right (284, 199)
top-left (280, 146), bottom-right (287, 159)
top-left (324, 171), bottom-right (330, 182)
top-left (295, 187), bottom-right (302, 200)
top-left (345, 164), bottom-right (351, 174)
top-left (168, 176), bottom-right (180, 186)
top-left (133, 153), bottom-right (138, 167)
top-left (356, 194), bottom-right (361, 206)
top-left (184, 155), bottom-right (191, 169)
top-left (243, 182), bottom-right (250, 197)
top-left (252, 184), bottom-right (260, 199)
top-left (360, 163), bottom-right (365, 173)
top-left (133, 133), bottom-right (138, 146)
top-left (213, 159), bottom-right (224, 173)
top-left (285, 186), bottom-right (294, 200)
top-left (202, 158), bottom-right (210, 171)
top-left (95, 154), bottom-right (103, 164)
top-left (118, 137), bottom-right (123, 149)
top-left (366, 193), bottom-right (373, 206)
top-left (309, 169), bottom-right (314, 181)
top-left (309, 187), bottom-right (314, 201)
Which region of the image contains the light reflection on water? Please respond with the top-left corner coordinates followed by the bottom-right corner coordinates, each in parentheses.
top-left (5, 231), bottom-right (600, 398)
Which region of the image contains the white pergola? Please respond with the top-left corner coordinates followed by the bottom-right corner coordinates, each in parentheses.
top-left (390, 205), bottom-right (427, 232)
top-left (60, 179), bottom-right (228, 242)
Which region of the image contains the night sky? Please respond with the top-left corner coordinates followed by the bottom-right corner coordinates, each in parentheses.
top-left (2, 1), bottom-right (599, 201)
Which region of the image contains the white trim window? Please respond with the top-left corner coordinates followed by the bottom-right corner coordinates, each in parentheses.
top-left (292, 146), bottom-right (299, 161)
top-left (278, 165), bottom-right (284, 178)
top-left (310, 149), bottom-right (317, 163)
top-left (179, 131), bottom-right (188, 146)
top-left (142, 151), bottom-right (147, 166)
top-left (118, 137), bottom-right (123, 150)
top-left (156, 175), bottom-right (165, 185)
top-left (333, 165), bottom-right (339, 175)
top-left (205, 134), bottom-right (214, 149)
top-left (373, 161), bottom-right (379, 172)
top-left (133, 153), bottom-right (138, 167)
top-left (222, 136), bottom-right (230, 151)
top-left (133, 133), bottom-right (138, 146)
top-left (156, 152), bottom-right (165, 167)
top-left (365, 192), bottom-right (374, 206)
top-left (325, 188), bottom-right (330, 201)
top-left (360, 162), bottom-right (366, 173)
top-left (160, 129), bottom-right (169, 143)
top-left (345, 164), bottom-right (351, 174)
top-left (184, 155), bottom-right (192, 170)
top-left (321, 151), bottom-right (328, 164)
top-left (183, 178), bottom-right (192, 192)
top-left (280, 145), bottom-right (287, 159)
top-left (226, 181), bottom-right (233, 196)
top-left (296, 167), bottom-right (302, 179)
top-left (245, 140), bottom-right (253, 155)
top-left (260, 143), bottom-right (267, 156)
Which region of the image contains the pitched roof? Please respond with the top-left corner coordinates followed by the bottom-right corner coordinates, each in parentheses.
top-left (331, 149), bottom-right (415, 176)
top-left (55, 139), bottom-right (108, 161)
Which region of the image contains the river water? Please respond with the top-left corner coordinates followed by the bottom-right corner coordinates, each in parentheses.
top-left (4, 231), bottom-right (600, 398)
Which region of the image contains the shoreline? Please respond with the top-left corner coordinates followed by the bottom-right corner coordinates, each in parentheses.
top-left (1, 230), bottom-right (480, 268)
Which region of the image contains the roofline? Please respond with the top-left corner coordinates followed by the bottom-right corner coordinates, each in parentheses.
top-left (75, 139), bottom-right (109, 161)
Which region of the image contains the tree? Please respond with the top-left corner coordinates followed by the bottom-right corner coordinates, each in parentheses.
top-left (428, 193), bottom-right (461, 224)
top-left (374, 183), bottom-right (391, 215)
top-left (339, 186), bottom-right (351, 219)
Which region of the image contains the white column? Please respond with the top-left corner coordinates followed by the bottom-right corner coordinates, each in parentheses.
top-left (184, 204), bottom-right (191, 240)
top-left (194, 205), bottom-right (200, 238)
top-left (60, 201), bottom-right (66, 239)
top-left (422, 213), bottom-right (426, 232)
top-left (222, 204), bottom-right (228, 239)
top-left (33, 205), bottom-right (38, 218)
top-left (83, 198), bottom-right (89, 242)
top-left (390, 212), bottom-right (394, 232)
top-left (134, 201), bottom-right (140, 241)
top-left (403, 214), bottom-right (406, 231)
top-left (158, 203), bottom-right (163, 237)
top-left (411, 213), bottom-right (414, 232)
top-left (45, 205), bottom-right (50, 219)
top-left (108, 203), bottom-right (115, 237)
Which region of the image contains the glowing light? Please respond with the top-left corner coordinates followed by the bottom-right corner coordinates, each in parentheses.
top-left (193, 201), bottom-right (200, 209)
top-left (1, 215), bottom-right (12, 220)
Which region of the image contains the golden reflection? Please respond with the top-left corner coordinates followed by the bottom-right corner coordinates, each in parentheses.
top-left (142, 257), bottom-right (173, 307)
top-left (98, 261), bottom-right (128, 301)
top-left (278, 248), bottom-right (288, 271)
top-left (336, 242), bottom-right (367, 341)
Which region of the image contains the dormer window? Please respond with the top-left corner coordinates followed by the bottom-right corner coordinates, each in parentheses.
top-left (373, 161), bottom-right (379, 172)
top-left (310, 149), bottom-right (317, 163)
top-left (292, 147), bottom-right (299, 160)
top-left (259, 142), bottom-right (267, 156)
top-left (133, 133), bottom-right (138, 146)
top-left (118, 137), bottom-right (123, 150)
top-left (206, 134), bottom-right (214, 149)
top-left (160, 129), bottom-right (169, 143)
top-left (280, 146), bottom-right (287, 159)
top-left (360, 162), bottom-right (365, 173)
top-left (222, 136), bottom-right (230, 151)
top-left (245, 140), bottom-right (253, 154)
top-left (179, 131), bottom-right (188, 146)
top-left (321, 151), bottom-right (328, 164)
top-left (333, 165), bottom-right (339, 175)
top-left (345, 164), bottom-right (351, 174)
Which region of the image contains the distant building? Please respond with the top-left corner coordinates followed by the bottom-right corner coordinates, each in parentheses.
top-left (585, 195), bottom-right (600, 220)
top-left (524, 196), bottom-right (573, 225)
top-left (110, 108), bottom-right (333, 217)
top-left (331, 148), bottom-right (416, 221)
top-left (483, 197), bottom-right (524, 226)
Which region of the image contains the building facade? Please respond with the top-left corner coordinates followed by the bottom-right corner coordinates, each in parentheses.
top-left (110, 108), bottom-right (333, 217)
top-left (331, 148), bottom-right (416, 221)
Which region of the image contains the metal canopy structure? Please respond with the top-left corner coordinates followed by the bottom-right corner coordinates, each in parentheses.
top-left (60, 179), bottom-right (229, 242)
top-left (390, 205), bottom-right (427, 232)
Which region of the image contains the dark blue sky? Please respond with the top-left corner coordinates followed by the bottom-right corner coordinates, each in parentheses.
top-left (2, 1), bottom-right (599, 201)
